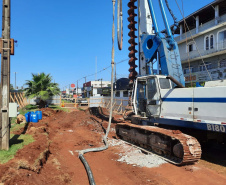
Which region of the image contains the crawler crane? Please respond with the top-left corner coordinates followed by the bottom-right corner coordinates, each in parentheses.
top-left (116, 0), bottom-right (226, 165)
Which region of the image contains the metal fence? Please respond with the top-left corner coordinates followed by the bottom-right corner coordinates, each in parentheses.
top-left (28, 95), bottom-right (61, 105)
top-left (89, 96), bottom-right (129, 114)
top-left (21, 95), bottom-right (129, 112)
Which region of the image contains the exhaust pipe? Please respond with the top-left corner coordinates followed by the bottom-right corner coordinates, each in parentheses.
top-left (166, 75), bottom-right (185, 88)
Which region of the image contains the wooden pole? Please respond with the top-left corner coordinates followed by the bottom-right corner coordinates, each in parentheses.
top-left (0, 0), bottom-right (11, 150)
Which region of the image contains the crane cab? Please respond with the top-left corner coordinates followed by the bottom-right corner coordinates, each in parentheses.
top-left (133, 75), bottom-right (172, 118)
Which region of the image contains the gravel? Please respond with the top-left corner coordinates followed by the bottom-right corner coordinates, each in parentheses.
top-left (108, 139), bottom-right (167, 168)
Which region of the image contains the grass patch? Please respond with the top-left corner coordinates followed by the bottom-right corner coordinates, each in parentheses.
top-left (62, 100), bottom-right (71, 103)
top-left (49, 105), bottom-right (70, 112)
top-left (10, 123), bottom-right (26, 133)
top-left (0, 134), bottom-right (34, 164)
top-left (10, 117), bottom-right (17, 125)
top-left (78, 107), bottom-right (85, 111)
top-left (19, 105), bottom-right (39, 115)
top-left (24, 104), bottom-right (38, 110)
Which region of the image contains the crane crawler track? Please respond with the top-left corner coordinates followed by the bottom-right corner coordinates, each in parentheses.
top-left (116, 122), bottom-right (202, 165)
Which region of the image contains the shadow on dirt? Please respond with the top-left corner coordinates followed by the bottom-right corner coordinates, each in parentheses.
top-left (90, 117), bottom-right (106, 134)
top-left (201, 143), bottom-right (226, 167)
top-left (10, 122), bottom-right (30, 147)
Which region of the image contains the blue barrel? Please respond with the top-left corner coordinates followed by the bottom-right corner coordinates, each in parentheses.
top-left (35, 111), bottom-right (42, 120)
top-left (31, 112), bottom-right (38, 123)
top-left (25, 113), bottom-right (29, 123)
top-left (29, 112), bottom-right (34, 122)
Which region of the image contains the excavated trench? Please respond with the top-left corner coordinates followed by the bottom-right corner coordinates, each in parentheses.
top-left (0, 108), bottom-right (226, 185)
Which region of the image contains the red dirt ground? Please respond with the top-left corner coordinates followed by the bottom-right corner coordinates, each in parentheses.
top-left (0, 108), bottom-right (225, 185)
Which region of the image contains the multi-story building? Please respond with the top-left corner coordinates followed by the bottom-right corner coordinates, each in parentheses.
top-left (83, 80), bottom-right (111, 97)
top-left (172, 0), bottom-right (226, 86)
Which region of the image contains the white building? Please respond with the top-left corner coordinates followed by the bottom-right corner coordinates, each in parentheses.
top-left (169, 0), bottom-right (226, 86)
top-left (114, 78), bottom-right (131, 98)
top-left (83, 80), bottom-right (111, 97)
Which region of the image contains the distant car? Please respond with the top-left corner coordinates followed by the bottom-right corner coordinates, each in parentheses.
top-left (76, 98), bottom-right (88, 105)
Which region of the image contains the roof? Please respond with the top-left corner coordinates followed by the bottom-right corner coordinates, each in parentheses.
top-left (162, 0), bottom-right (226, 34)
top-left (114, 78), bottom-right (130, 91)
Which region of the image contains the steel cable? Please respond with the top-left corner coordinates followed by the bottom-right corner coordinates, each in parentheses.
top-left (165, 0), bottom-right (179, 34)
top-left (174, 0), bottom-right (213, 81)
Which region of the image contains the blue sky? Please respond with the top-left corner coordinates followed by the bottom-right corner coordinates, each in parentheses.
top-left (1, 0), bottom-right (214, 90)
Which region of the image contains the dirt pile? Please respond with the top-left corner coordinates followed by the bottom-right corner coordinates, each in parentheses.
top-left (0, 108), bottom-right (226, 185)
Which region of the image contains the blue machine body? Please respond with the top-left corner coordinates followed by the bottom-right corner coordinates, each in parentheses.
top-left (142, 0), bottom-right (185, 86)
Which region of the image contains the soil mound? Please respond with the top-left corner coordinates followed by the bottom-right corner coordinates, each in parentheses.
top-left (1, 108), bottom-right (226, 185)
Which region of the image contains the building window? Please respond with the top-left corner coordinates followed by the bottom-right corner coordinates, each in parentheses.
top-left (187, 42), bottom-right (196, 52)
top-left (188, 44), bottom-right (193, 52)
top-left (205, 36), bottom-right (209, 50)
top-left (205, 34), bottom-right (214, 50)
top-left (207, 63), bottom-right (212, 70)
top-left (218, 30), bottom-right (226, 49)
top-left (210, 35), bottom-right (214, 49)
top-left (184, 68), bottom-right (193, 74)
top-left (123, 91), bottom-right (128, 97)
top-left (220, 59), bottom-right (226, 68)
top-left (199, 63), bottom-right (212, 71)
top-left (115, 91), bottom-right (120, 97)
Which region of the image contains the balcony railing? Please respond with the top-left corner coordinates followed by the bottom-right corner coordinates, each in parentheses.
top-left (175, 14), bottom-right (226, 43)
top-left (180, 40), bottom-right (226, 62)
top-left (183, 66), bottom-right (226, 83)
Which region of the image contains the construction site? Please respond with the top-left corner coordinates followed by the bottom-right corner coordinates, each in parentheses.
top-left (0, 0), bottom-right (226, 185)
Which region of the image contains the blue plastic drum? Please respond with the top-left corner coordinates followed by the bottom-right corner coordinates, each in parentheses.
top-left (28, 112), bottom-right (34, 122)
top-left (35, 111), bottom-right (43, 120)
top-left (25, 113), bottom-right (29, 123)
top-left (31, 112), bottom-right (38, 123)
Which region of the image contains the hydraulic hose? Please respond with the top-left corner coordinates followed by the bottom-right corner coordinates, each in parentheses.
top-left (78, 1), bottom-right (116, 184)
top-left (79, 154), bottom-right (96, 185)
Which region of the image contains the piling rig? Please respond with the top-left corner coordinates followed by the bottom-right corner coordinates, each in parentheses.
top-left (115, 0), bottom-right (226, 165)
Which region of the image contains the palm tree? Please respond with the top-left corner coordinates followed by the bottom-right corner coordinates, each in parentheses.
top-left (24, 73), bottom-right (60, 108)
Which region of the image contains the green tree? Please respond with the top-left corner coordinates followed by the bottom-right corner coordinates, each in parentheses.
top-left (24, 73), bottom-right (60, 108)
top-left (10, 84), bottom-right (14, 90)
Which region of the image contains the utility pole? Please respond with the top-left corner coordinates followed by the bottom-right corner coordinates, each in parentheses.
top-left (0, 0), bottom-right (11, 150)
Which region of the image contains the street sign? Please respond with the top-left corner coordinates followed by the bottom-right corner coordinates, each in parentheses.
top-left (71, 84), bottom-right (75, 88)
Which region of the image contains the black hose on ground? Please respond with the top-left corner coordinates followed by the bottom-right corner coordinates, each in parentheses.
top-left (77, 1), bottom-right (116, 184)
top-left (79, 154), bottom-right (96, 185)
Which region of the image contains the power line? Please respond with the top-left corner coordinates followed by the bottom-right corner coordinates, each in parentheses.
top-left (61, 57), bottom-right (133, 90)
